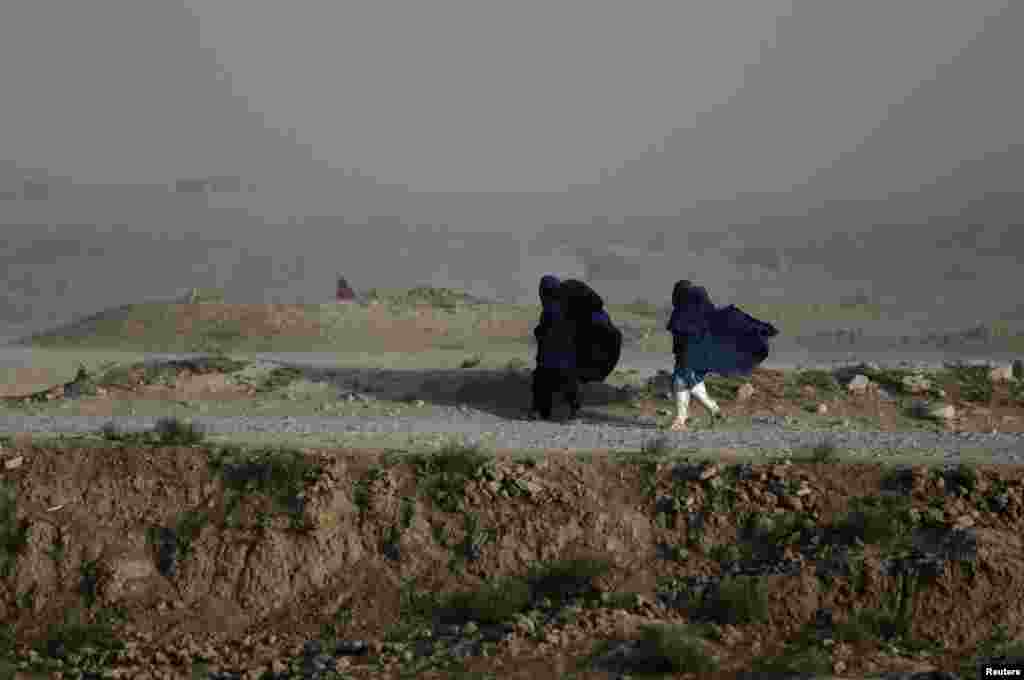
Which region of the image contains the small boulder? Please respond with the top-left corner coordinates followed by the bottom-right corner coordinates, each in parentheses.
top-left (736, 383), bottom-right (756, 402)
top-left (847, 374), bottom-right (870, 394)
top-left (901, 374), bottom-right (931, 394)
top-left (989, 364), bottom-right (1015, 383)
top-left (816, 404), bottom-right (829, 415)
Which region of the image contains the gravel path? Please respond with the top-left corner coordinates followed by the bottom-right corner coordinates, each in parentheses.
top-left (3, 410), bottom-right (1023, 464)
top-left (4, 348), bottom-right (1023, 464)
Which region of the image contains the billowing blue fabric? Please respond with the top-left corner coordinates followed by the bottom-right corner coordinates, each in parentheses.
top-left (669, 296), bottom-right (779, 385)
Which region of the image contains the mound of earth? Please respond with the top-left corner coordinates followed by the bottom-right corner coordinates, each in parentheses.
top-left (1, 439), bottom-right (1022, 678)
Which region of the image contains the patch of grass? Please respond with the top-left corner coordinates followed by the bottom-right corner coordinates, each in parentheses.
top-left (705, 374), bottom-right (748, 402)
top-left (616, 298), bottom-right (663, 318)
top-left (436, 576), bottom-right (533, 625)
top-left (319, 599), bottom-right (355, 644)
top-left (504, 357), bottom-right (529, 373)
top-left (64, 364), bottom-right (102, 396)
top-left (410, 441), bottom-right (494, 513)
top-left (188, 319), bottom-right (245, 354)
top-left (449, 511), bottom-right (496, 567)
top-left (833, 606), bottom-right (914, 645)
top-left (863, 366), bottom-right (918, 394)
top-left (97, 416), bottom-right (206, 445)
top-left (941, 362), bottom-right (994, 403)
top-left (382, 496), bottom-right (418, 561)
top-left (32, 604), bottom-right (124, 669)
top-left (689, 575), bottom-right (770, 625)
top-left (796, 436), bottom-right (842, 463)
top-left (831, 492), bottom-right (915, 550)
top-left (743, 511), bottom-right (806, 550)
top-left (44, 528), bottom-right (67, 567)
top-left (78, 556), bottom-right (112, 609)
top-left (525, 555), bottom-right (615, 605)
top-left (0, 480), bottom-right (30, 580)
top-left (389, 576), bottom-right (443, 639)
top-left (367, 286), bottom-right (478, 311)
top-left (352, 467), bottom-right (385, 525)
top-left (623, 622), bottom-right (719, 674)
top-left (207, 444), bottom-right (324, 527)
top-left (795, 368), bottom-right (841, 394)
top-left (748, 643), bottom-right (834, 676)
top-left (459, 354), bottom-right (484, 369)
top-left (257, 366), bottom-right (305, 392)
top-left (153, 416), bottom-right (207, 445)
top-left (945, 463), bottom-right (979, 496)
top-left (173, 509), bottom-right (210, 560)
top-left (96, 362), bottom-right (138, 387)
top-left (140, 361), bottom-right (184, 386)
top-left (1010, 379), bottom-right (1024, 407)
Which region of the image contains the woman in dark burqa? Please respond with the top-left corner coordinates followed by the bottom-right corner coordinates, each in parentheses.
top-left (666, 279), bottom-right (778, 431)
top-left (529, 275), bottom-right (582, 421)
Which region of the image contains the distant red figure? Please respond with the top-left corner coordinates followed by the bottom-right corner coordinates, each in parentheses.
top-left (336, 276), bottom-right (355, 302)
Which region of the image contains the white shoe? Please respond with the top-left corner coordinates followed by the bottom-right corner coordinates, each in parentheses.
top-left (691, 382), bottom-right (720, 416)
top-left (670, 390), bottom-right (690, 431)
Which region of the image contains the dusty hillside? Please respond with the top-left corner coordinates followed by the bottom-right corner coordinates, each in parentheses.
top-left (1, 437), bottom-right (1023, 679)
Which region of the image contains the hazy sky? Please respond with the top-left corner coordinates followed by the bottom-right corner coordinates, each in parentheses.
top-left (187, 0), bottom-right (793, 192)
top-left (1, 0), bottom-right (1013, 193)
top-left (2, 1), bottom-right (1022, 343)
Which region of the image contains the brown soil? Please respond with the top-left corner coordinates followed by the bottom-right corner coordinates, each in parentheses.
top-left (357, 304), bottom-right (532, 352)
top-left (2, 438), bottom-right (1023, 679)
top-left (0, 369), bottom-right (59, 398)
top-left (169, 304), bottom-right (326, 340)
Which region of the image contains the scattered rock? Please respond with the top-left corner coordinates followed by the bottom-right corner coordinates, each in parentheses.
top-left (847, 374), bottom-right (871, 394)
top-left (929, 404), bottom-right (957, 422)
top-left (902, 374), bottom-right (932, 394)
top-left (736, 383), bottom-right (756, 401)
top-left (990, 364), bottom-right (1016, 383)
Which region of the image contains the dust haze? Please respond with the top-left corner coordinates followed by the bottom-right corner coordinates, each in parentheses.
top-left (2, 0), bottom-right (1022, 345)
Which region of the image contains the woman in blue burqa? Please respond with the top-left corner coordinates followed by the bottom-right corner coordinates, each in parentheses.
top-left (529, 275), bottom-right (582, 420)
top-left (667, 280), bottom-right (778, 431)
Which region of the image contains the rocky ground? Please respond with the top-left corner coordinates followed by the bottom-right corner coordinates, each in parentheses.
top-left (2, 436), bottom-right (1024, 680)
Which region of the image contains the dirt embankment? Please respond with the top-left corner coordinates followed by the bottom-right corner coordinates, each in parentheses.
top-left (1, 439), bottom-right (1023, 678)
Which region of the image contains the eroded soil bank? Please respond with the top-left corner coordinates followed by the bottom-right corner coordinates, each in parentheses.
top-left (1, 438), bottom-right (1024, 679)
